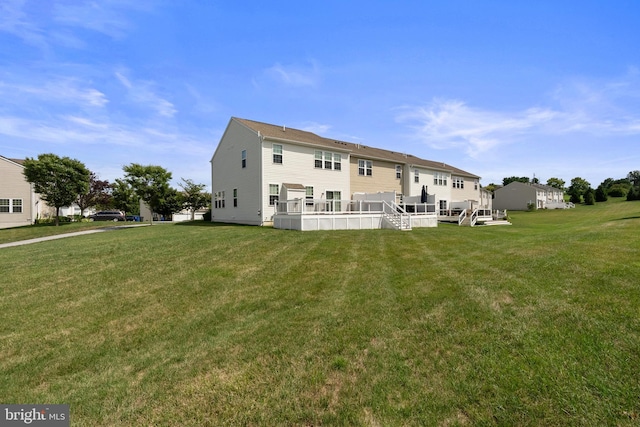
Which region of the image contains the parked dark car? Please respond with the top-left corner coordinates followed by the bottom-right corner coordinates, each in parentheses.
top-left (89, 210), bottom-right (126, 222)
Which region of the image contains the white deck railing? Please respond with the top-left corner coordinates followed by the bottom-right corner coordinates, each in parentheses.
top-left (276, 199), bottom-right (437, 217)
top-left (457, 209), bottom-right (467, 225)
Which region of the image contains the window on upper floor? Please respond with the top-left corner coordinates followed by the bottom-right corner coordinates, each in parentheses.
top-left (241, 150), bottom-right (247, 168)
top-left (324, 152), bottom-right (333, 169)
top-left (314, 150), bottom-right (341, 170)
top-left (273, 144), bottom-right (283, 164)
top-left (233, 189), bottom-right (238, 207)
top-left (434, 172), bottom-right (448, 186)
top-left (453, 177), bottom-right (464, 189)
top-left (414, 169), bottom-right (419, 183)
top-left (396, 165), bottom-right (402, 179)
top-left (474, 180), bottom-right (478, 190)
top-left (333, 154), bottom-right (341, 170)
top-left (358, 159), bottom-right (372, 176)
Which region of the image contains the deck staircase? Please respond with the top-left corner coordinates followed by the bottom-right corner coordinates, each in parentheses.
top-left (459, 209), bottom-right (512, 227)
top-left (382, 201), bottom-right (412, 231)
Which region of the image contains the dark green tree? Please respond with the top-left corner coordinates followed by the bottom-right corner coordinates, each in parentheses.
top-left (503, 176), bottom-right (530, 186)
top-left (155, 187), bottom-right (184, 220)
top-left (111, 179), bottom-right (139, 215)
top-left (22, 153), bottom-right (90, 225)
top-left (178, 178), bottom-right (209, 220)
top-left (584, 187), bottom-right (596, 205)
top-left (546, 177), bottom-right (566, 190)
top-left (122, 164), bottom-right (172, 223)
top-left (595, 185), bottom-right (608, 202)
top-left (567, 177), bottom-right (591, 204)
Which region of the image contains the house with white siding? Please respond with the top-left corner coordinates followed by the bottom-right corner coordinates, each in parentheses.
top-left (210, 118), bottom-right (495, 230)
top-left (0, 155), bottom-right (49, 229)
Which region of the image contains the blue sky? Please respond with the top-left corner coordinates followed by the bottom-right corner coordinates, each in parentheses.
top-left (1, 0), bottom-right (639, 189)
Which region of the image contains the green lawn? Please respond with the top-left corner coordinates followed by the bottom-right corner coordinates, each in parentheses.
top-left (1, 199), bottom-right (639, 426)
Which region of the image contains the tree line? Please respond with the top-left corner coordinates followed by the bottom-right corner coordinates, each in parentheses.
top-left (23, 153), bottom-right (210, 226)
top-left (485, 171), bottom-right (640, 205)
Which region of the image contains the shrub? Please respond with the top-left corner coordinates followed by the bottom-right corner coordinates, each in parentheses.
top-left (569, 192), bottom-right (581, 204)
top-left (526, 202), bottom-right (536, 211)
top-left (584, 188), bottom-right (596, 205)
top-left (202, 209), bottom-right (212, 221)
top-left (608, 184), bottom-right (629, 197)
top-left (595, 186), bottom-right (608, 202)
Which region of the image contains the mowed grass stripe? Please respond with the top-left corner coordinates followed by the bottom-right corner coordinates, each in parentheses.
top-left (1, 199), bottom-right (639, 425)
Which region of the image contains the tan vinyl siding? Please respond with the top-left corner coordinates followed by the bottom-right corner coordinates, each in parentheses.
top-left (0, 157), bottom-right (36, 228)
top-left (350, 157), bottom-right (402, 195)
top-left (451, 176), bottom-right (481, 203)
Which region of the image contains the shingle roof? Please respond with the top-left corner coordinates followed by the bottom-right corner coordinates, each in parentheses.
top-left (0, 155), bottom-right (25, 166)
top-left (233, 117), bottom-right (479, 179)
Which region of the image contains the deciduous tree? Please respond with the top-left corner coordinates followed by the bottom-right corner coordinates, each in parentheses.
top-left (546, 177), bottom-right (565, 190)
top-left (111, 179), bottom-right (139, 215)
top-left (178, 178), bottom-right (209, 220)
top-left (22, 153), bottom-right (90, 226)
top-left (503, 176), bottom-right (530, 186)
top-left (567, 177), bottom-right (591, 204)
top-left (76, 172), bottom-right (111, 218)
top-left (123, 164), bottom-right (172, 223)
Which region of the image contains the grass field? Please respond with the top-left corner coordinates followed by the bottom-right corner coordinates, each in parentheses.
top-left (1, 199), bottom-right (639, 426)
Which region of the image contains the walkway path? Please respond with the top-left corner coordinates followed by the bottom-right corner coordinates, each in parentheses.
top-left (0, 224), bottom-right (150, 249)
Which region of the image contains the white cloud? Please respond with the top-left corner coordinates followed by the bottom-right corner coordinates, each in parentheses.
top-left (0, 78), bottom-right (108, 108)
top-left (397, 72), bottom-right (640, 159)
top-left (52, 0), bottom-right (153, 40)
top-left (298, 121), bottom-right (332, 135)
top-left (0, 0), bottom-right (47, 49)
top-left (396, 99), bottom-right (558, 157)
top-left (115, 70), bottom-right (177, 118)
top-left (264, 61), bottom-right (321, 87)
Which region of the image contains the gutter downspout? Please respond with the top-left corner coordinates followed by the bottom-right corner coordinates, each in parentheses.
top-left (258, 131), bottom-right (264, 226)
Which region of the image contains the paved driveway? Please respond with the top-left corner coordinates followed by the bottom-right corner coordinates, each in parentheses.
top-left (0, 224), bottom-right (150, 249)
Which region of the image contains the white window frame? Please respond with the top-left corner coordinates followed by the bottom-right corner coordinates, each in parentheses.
top-left (269, 184), bottom-right (279, 206)
top-left (414, 169), bottom-right (419, 183)
top-left (326, 190), bottom-right (341, 212)
top-left (233, 188), bottom-right (238, 207)
top-left (272, 144), bottom-right (283, 164)
top-left (333, 154), bottom-right (341, 171)
top-left (434, 172), bottom-right (448, 186)
top-left (241, 150), bottom-right (247, 168)
top-left (0, 198), bottom-right (22, 213)
top-left (453, 177), bottom-right (464, 189)
top-left (305, 186), bottom-right (314, 206)
top-left (396, 165), bottom-right (402, 179)
top-left (358, 159), bottom-right (372, 176)
top-left (314, 150), bottom-right (342, 170)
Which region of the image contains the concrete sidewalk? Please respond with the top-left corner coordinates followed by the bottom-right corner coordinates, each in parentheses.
top-left (0, 224), bottom-right (150, 249)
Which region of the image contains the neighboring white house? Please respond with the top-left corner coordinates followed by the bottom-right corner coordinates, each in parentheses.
top-left (493, 181), bottom-right (567, 210)
top-left (0, 155), bottom-right (50, 229)
top-left (211, 118), bottom-right (493, 230)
